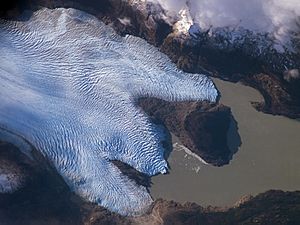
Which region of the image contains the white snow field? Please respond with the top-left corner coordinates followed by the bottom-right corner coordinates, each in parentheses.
top-left (0, 8), bottom-right (217, 215)
top-left (150, 0), bottom-right (300, 48)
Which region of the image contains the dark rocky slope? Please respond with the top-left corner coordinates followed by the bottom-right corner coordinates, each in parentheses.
top-left (138, 98), bottom-right (240, 166)
top-left (1, 2), bottom-right (299, 224)
top-left (0, 142), bottom-right (84, 225)
top-left (0, 142), bottom-right (299, 225)
top-left (2, 0), bottom-right (299, 118)
top-left (1, 0), bottom-right (240, 166)
top-left (100, 0), bottom-right (300, 118)
top-left (160, 34), bottom-right (300, 118)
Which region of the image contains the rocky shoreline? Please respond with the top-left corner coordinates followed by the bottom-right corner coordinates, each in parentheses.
top-left (138, 98), bottom-right (238, 166)
top-left (1, 0), bottom-right (299, 163)
top-left (1, 1), bottom-right (300, 224)
top-left (3, 0), bottom-right (299, 119)
top-left (102, 0), bottom-right (300, 118)
top-left (1, 0), bottom-right (240, 166)
top-left (0, 142), bottom-right (299, 225)
top-left (9, 0), bottom-right (298, 119)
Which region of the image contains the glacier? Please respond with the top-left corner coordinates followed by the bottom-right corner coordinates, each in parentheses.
top-left (0, 8), bottom-right (218, 215)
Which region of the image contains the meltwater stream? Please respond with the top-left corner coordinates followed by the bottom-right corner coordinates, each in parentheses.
top-left (0, 8), bottom-right (217, 215)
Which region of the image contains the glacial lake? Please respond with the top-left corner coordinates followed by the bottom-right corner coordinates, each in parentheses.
top-left (150, 78), bottom-right (300, 206)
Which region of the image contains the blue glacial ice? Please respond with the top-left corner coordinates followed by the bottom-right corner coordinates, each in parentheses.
top-left (0, 8), bottom-right (218, 215)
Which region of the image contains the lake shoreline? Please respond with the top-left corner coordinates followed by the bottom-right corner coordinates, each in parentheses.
top-left (150, 78), bottom-right (300, 207)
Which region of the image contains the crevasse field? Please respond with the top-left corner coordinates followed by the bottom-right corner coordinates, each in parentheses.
top-left (0, 8), bottom-right (217, 215)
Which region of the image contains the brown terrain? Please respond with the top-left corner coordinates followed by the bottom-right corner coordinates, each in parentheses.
top-left (0, 0), bottom-right (240, 166)
top-left (2, 0), bottom-right (300, 118)
top-left (16, 0), bottom-right (298, 119)
top-left (1, 0), bottom-right (299, 163)
top-left (138, 99), bottom-right (239, 166)
top-left (1, 1), bottom-right (300, 224)
top-left (0, 142), bottom-right (300, 225)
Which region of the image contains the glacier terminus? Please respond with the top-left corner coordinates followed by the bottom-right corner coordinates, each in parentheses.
top-left (0, 8), bottom-right (218, 215)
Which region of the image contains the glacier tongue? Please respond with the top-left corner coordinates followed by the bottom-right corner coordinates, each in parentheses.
top-left (0, 8), bottom-right (218, 215)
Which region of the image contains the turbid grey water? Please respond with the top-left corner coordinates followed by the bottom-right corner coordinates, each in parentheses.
top-left (0, 8), bottom-right (218, 215)
top-left (150, 78), bottom-right (300, 206)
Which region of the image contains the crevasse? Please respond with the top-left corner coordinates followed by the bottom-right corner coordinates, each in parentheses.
top-left (0, 8), bottom-right (218, 215)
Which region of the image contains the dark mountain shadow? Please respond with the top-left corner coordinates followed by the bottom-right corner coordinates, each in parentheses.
top-left (226, 114), bottom-right (242, 161)
top-left (0, 0), bottom-right (32, 20)
top-left (111, 160), bottom-right (152, 189)
top-left (0, 141), bottom-right (83, 225)
top-left (0, 0), bottom-right (111, 21)
top-left (138, 97), bottom-right (242, 166)
top-left (1, 141), bottom-right (300, 225)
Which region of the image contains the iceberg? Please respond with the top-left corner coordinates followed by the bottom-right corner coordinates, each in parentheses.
top-left (0, 8), bottom-right (218, 215)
